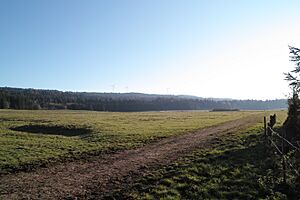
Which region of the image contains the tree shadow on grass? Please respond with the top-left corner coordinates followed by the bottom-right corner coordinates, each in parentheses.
top-left (212, 136), bottom-right (300, 200)
top-left (106, 134), bottom-right (299, 200)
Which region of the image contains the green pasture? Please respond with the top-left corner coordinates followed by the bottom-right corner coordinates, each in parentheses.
top-left (110, 112), bottom-right (294, 199)
top-left (0, 109), bottom-right (285, 172)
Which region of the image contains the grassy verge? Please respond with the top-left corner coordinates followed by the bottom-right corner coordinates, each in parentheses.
top-left (107, 114), bottom-right (299, 200)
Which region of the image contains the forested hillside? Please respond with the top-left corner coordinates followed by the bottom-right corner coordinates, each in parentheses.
top-left (0, 87), bottom-right (287, 111)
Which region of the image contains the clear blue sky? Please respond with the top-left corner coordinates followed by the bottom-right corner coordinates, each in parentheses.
top-left (1, 0), bottom-right (300, 99)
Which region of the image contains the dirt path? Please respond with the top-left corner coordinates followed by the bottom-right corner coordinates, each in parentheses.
top-left (0, 115), bottom-right (262, 199)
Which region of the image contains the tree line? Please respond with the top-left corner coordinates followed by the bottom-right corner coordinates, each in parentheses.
top-left (0, 87), bottom-right (287, 111)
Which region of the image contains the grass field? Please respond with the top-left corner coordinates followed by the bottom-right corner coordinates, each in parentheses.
top-left (106, 113), bottom-right (296, 199)
top-left (0, 110), bottom-right (284, 173)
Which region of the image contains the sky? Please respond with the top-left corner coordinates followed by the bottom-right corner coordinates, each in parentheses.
top-left (1, 0), bottom-right (300, 100)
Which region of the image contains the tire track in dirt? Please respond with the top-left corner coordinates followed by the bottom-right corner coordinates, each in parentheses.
top-left (0, 115), bottom-right (262, 200)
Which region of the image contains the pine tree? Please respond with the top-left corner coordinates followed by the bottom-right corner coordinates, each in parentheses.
top-left (284, 46), bottom-right (300, 140)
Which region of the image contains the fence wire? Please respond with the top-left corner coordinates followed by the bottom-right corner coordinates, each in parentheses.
top-left (268, 137), bottom-right (300, 176)
top-left (267, 126), bottom-right (300, 177)
top-left (269, 127), bottom-right (300, 153)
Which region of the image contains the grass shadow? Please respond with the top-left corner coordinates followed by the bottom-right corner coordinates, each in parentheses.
top-left (107, 133), bottom-right (295, 200)
top-left (10, 124), bottom-right (92, 137)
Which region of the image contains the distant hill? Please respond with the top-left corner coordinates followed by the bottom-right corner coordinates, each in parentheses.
top-left (0, 87), bottom-right (287, 111)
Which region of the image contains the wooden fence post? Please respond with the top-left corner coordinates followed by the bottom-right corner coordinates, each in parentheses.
top-left (264, 116), bottom-right (267, 136)
top-left (282, 128), bottom-right (286, 184)
top-left (282, 156), bottom-right (287, 184)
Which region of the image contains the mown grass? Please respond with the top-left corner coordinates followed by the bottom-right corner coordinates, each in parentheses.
top-left (107, 111), bottom-right (296, 200)
top-left (0, 110), bottom-right (283, 173)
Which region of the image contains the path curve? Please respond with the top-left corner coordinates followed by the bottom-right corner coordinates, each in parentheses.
top-left (0, 115), bottom-right (262, 199)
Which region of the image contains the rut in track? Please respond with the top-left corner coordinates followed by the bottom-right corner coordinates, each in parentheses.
top-left (0, 115), bottom-right (262, 199)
